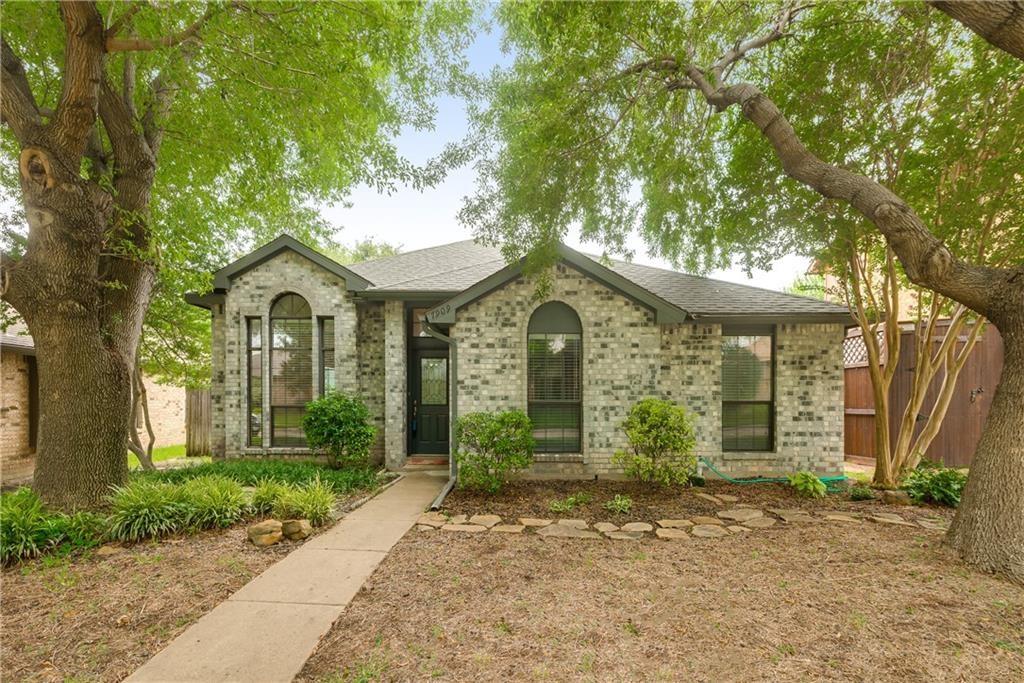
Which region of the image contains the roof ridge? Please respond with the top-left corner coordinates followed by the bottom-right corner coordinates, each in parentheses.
top-left (369, 256), bottom-right (507, 290)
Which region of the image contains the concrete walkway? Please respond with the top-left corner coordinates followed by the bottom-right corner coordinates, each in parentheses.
top-left (127, 471), bottom-right (446, 682)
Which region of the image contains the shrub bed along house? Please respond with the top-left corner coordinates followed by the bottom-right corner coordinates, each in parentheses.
top-left (455, 410), bottom-right (535, 493)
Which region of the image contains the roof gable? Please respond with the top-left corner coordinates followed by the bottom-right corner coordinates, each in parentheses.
top-left (212, 235), bottom-right (372, 291)
top-left (425, 243), bottom-right (689, 325)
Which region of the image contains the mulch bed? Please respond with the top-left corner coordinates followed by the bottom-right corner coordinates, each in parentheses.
top-left (0, 483), bottom-right (374, 683)
top-left (298, 498), bottom-right (1023, 682)
top-left (441, 479), bottom-right (954, 525)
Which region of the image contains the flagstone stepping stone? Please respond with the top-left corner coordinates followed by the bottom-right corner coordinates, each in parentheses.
top-left (416, 524), bottom-right (437, 532)
top-left (442, 523), bottom-right (487, 533)
top-left (536, 524), bottom-right (600, 539)
top-left (657, 519), bottom-right (693, 529)
top-left (695, 493), bottom-right (724, 505)
top-left (727, 525), bottom-right (750, 534)
top-left (718, 508), bottom-right (763, 523)
top-left (605, 530), bottom-right (644, 540)
top-left (491, 524), bottom-right (525, 533)
top-left (417, 512), bottom-right (448, 528)
top-left (917, 518), bottom-right (949, 531)
top-left (447, 514), bottom-right (468, 525)
top-left (557, 519), bottom-right (588, 529)
top-left (519, 518), bottom-right (552, 527)
top-left (594, 522), bottom-right (619, 533)
top-left (655, 528), bottom-right (689, 539)
top-left (691, 524), bottom-right (730, 538)
top-left (870, 513), bottom-right (915, 527)
top-left (690, 516), bottom-right (725, 526)
top-left (469, 514), bottom-right (502, 528)
top-left (769, 509), bottom-right (815, 523)
top-left (743, 517), bottom-right (777, 529)
top-left (621, 522), bottom-right (653, 532)
top-left (717, 494), bottom-right (739, 503)
top-left (823, 513), bottom-right (861, 523)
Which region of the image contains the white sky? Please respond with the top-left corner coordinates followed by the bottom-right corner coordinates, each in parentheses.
top-left (317, 16), bottom-right (809, 292)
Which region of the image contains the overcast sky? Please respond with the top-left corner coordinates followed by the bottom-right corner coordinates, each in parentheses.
top-left (319, 14), bottom-right (809, 292)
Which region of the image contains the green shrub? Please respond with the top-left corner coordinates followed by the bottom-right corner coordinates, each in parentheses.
top-left (548, 492), bottom-right (592, 513)
top-left (138, 459), bottom-right (378, 493)
top-left (788, 471), bottom-right (827, 498)
top-left (689, 474), bottom-right (706, 487)
top-left (182, 476), bottom-right (246, 529)
top-left (108, 480), bottom-right (192, 542)
top-left (611, 398), bottom-right (696, 487)
top-left (1, 490), bottom-right (107, 564)
top-left (250, 477), bottom-right (289, 516)
top-left (902, 467), bottom-right (967, 507)
top-left (272, 476), bottom-right (336, 526)
top-left (303, 392), bottom-right (377, 469)
top-left (603, 494), bottom-right (633, 515)
top-left (455, 410), bottom-right (534, 493)
top-left (849, 486), bottom-right (876, 502)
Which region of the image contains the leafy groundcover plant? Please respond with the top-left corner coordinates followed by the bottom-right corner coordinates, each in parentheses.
top-left (455, 410), bottom-right (535, 493)
top-left (612, 398), bottom-right (696, 487)
top-left (788, 471), bottom-right (827, 499)
top-left (0, 489), bottom-right (105, 565)
top-left (902, 466), bottom-right (968, 507)
top-left (138, 458), bottom-right (378, 493)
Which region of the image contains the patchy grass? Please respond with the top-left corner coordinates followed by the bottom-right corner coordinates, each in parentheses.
top-left (298, 521), bottom-right (1024, 682)
top-left (1, 526), bottom-right (294, 682)
top-left (127, 444), bottom-right (195, 470)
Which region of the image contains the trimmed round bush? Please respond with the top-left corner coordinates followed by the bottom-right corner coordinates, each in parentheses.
top-left (612, 398), bottom-right (696, 487)
top-left (455, 410), bottom-right (534, 493)
top-left (303, 392), bottom-right (377, 469)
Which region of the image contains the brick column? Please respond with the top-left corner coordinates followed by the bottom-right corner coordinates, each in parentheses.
top-left (383, 301), bottom-right (407, 469)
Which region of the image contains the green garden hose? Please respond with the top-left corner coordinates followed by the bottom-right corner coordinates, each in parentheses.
top-left (698, 457), bottom-right (848, 492)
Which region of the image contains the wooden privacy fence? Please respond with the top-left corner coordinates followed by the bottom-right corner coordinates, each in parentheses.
top-left (844, 320), bottom-right (1003, 468)
top-left (185, 388), bottom-right (212, 457)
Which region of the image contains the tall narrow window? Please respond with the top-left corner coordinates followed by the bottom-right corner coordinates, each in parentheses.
top-left (527, 301), bottom-right (582, 453)
top-left (320, 317), bottom-right (335, 394)
top-left (247, 317), bottom-right (263, 446)
top-left (721, 329), bottom-right (774, 451)
top-left (270, 293), bottom-right (312, 447)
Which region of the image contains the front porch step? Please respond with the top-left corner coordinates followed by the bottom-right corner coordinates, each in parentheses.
top-left (406, 455), bottom-right (449, 467)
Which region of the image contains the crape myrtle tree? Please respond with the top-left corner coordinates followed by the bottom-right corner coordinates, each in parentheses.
top-left (0, 1), bottom-right (474, 508)
top-left (465, 1), bottom-right (1024, 580)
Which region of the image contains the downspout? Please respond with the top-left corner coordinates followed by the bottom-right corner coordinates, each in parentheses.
top-left (422, 317), bottom-right (458, 510)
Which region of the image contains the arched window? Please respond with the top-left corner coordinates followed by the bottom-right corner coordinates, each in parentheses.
top-left (270, 293), bottom-right (312, 446)
top-left (527, 301), bottom-right (582, 453)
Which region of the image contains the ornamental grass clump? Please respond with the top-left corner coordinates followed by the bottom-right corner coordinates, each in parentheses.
top-left (612, 398), bottom-right (696, 487)
top-left (107, 480), bottom-right (192, 542)
top-left (0, 489), bottom-right (107, 565)
top-left (250, 477), bottom-right (288, 516)
top-left (182, 475), bottom-right (247, 529)
top-left (455, 410), bottom-right (535, 493)
top-left (272, 476), bottom-right (336, 527)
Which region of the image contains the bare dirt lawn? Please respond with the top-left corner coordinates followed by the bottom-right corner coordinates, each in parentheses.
top-left (299, 482), bottom-right (1023, 682)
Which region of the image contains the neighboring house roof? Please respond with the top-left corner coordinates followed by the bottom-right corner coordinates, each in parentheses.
top-left (0, 332), bottom-right (35, 356)
top-left (188, 235), bottom-right (851, 323)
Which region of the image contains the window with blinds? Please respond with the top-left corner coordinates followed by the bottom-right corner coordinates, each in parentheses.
top-left (270, 294), bottom-right (312, 447)
top-left (320, 317), bottom-right (335, 394)
top-left (527, 302), bottom-right (582, 453)
top-left (721, 331), bottom-right (774, 451)
top-left (247, 317), bottom-right (262, 446)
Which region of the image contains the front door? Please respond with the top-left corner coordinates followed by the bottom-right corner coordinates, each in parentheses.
top-left (410, 349), bottom-right (450, 455)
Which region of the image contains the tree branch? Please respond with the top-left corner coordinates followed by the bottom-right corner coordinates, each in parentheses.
top-left (930, 1), bottom-right (1024, 61)
top-left (1, 37), bottom-right (43, 143)
top-left (106, 7), bottom-right (217, 52)
top-left (48, 1), bottom-right (106, 161)
top-left (708, 3), bottom-right (806, 82)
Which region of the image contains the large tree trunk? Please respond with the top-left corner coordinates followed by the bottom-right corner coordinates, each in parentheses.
top-left (946, 304), bottom-right (1024, 583)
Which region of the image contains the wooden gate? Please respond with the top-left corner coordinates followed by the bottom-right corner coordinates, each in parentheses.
top-left (843, 321), bottom-right (1003, 468)
top-left (185, 388), bottom-right (212, 457)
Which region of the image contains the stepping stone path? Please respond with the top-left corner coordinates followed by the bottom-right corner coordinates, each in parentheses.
top-left (537, 524), bottom-right (600, 539)
top-left (718, 508), bottom-right (763, 523)
top-left (691, 516), bottom-right (725, 526)
top-left (433, 504), bottom-right (922, 541)
top-left (695, 493), bottom-right (724, 505)
top-left (717, 495), bottom-right (739, 503)
top-left (469, 514), bottom-right (502, 528)
top-left (657, 519), bottom-right (692, 529)
top-left (655, 528), bottom-right (690, 539)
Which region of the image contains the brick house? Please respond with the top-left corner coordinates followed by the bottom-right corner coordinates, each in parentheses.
top-left (188, 235), bottom-right (852, 479)
top-left (0, 325), bottom-right (187, 486)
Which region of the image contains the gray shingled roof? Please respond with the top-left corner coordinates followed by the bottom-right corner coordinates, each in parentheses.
top-left (351, 239), bottom-right (849, 318)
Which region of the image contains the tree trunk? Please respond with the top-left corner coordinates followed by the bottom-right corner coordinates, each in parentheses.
top-left (128, 362), bottom-right (157, 471)
top-left (930, 1), bottom-right (1024, 61)
top-left (947, 313), bottom-right (1024, 583)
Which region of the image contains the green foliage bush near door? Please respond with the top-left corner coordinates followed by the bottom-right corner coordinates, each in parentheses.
top-left (303, 392), bottom-right (377, 469)
top-left (612, 399), bottom-right (696, 487)
top-left (455, 410), bottom-right (535, 493)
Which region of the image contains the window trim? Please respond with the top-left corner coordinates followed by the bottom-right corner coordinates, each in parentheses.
top-left (721, 326), bottom-right (775, 453)
top-left (269, 293), bottom-right (313, 448)
top-left (319, 316), bottom-right (335, 395)
top-left (527, 301), bottom-right (583, 454)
